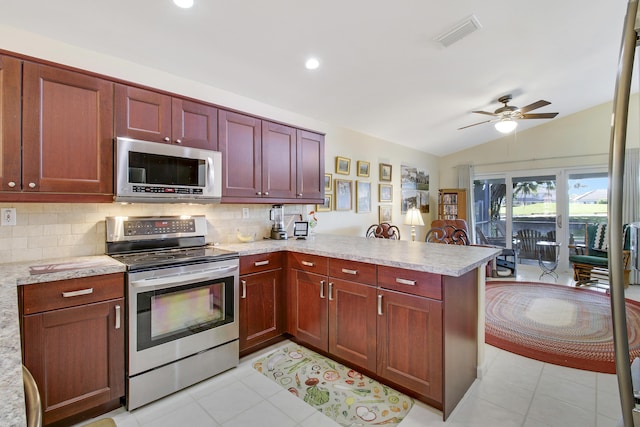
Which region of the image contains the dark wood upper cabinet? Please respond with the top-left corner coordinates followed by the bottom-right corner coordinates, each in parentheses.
top-left (171, 98), bottom-right (218, 150)
top-left (220, 110), bottom-right (325, 203)
top-left (115, 85), bottom-right (217, 149)
top-left (115, 85), bottom-right (171, 143)
top-left (262, 121), bottom-right (297, 199)
top-left (297, 130), bottom-right (325, 200)
top-left (0, 55), bottom-right (21, 193)
top-left (21, 62), bottom-right (114, 195)
top-left (218, 110), bottom-right (262, 198)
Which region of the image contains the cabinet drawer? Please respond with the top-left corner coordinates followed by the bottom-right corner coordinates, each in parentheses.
top-left (22, 273), bottom-right (125, 315)
top-left (377, 266), bottom-right (442, 300)
top-left (240, 252), bottom-right (283, 275)
top-left (329, 258), bottom-right (376, 284)
top-left (288, 252), bottom-right (328, 275)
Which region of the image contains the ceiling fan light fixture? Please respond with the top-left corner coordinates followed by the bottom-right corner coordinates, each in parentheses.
top-left (495, 119), bottom-right (518, 134)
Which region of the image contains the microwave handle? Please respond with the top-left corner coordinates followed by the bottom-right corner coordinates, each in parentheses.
top-left (130, 265), bottom-right (238, 289)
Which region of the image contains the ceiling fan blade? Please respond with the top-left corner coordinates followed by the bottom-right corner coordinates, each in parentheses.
top-left (458, 119), bottom-right (495, 130)
top-left (518, 100), bottom-right (551, 114)
top-left (520, 112), bottom-right (559, 119)
top-left (471, 110), bottom-right (499, 116)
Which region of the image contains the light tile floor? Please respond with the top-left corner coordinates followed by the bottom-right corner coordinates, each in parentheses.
top-left (79, 264), bottom-right (638, 427)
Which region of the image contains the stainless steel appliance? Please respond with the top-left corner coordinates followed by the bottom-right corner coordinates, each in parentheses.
top-left (114, 137), bottom-right (222, 204)
top-left (269, 204), bottom-right (288, 240)
top-left (106, 215), bottom-right (239, 410)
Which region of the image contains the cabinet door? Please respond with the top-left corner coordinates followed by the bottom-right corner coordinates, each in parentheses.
top-left (328, 278), bottom-right (377, 372)
top-left (290, 269), bottom-right (328, 351)
top-left (218, 110), bottom-right (262, 198)
top-left (22, 63), bottom-right (113, 194)
top-left (115, 84), bottom-right (171, 143)
top-left (23, 299), bottom-right (124, 425)
top-left (0, 55), bottom-right (21, 193)
top-left (239, 269), bottom-right (283, 353)
top-left (171, 98), bottom-right (218, 150)
top-left (296, 130), bottom-right (324, 200)
top-left (377, 289), bottom-right (442, 403)
top-left (262, 121), bottom-right (296, 199)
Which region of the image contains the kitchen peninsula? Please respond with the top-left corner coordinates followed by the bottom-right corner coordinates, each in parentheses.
top-left (0, 235), bottom-right (499, 426)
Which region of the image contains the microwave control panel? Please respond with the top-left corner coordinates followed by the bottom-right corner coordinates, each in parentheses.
top-left (132, 185), bottom-right (204, 195)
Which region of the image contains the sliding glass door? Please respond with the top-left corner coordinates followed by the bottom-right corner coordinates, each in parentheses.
top-left (473, 168), bottom-right (608, 273)
top-left (511, 174), bottom-right (558, 263)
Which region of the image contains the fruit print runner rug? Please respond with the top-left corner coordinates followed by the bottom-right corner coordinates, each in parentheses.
top-left (253, 345), bottom-right (414, 426)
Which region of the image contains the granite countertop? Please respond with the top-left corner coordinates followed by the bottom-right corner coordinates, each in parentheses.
top-left (0, 255), bottom-right (126, 427)
top-left (0, 235), bottom-right (499, 426)
top-left (218, 233), bottom-right (501, 277)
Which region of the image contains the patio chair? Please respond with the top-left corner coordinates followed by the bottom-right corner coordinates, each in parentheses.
top-left (515, 229), bottom-right (544, 261)
top-left (568, 223), bottom-right (631, 287)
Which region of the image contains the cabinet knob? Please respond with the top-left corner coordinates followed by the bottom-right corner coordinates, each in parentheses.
top-left (297, 193), bottom-right (303, 197)
top-left (256, 191), bottom-right (262, 195)
top-left (8, 181), bottom-right (16, 188)
top-left (164, 136), bottom-right (171, 142)
top-left (264, 192), bottom-right (269, 196)
top-left (28, 182), bottom-right (36, 189)
top-left (175, 139), bottom-right (182, 144)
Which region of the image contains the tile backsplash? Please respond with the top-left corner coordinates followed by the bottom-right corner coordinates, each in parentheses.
top-left (0, 203), bottom-right (310, 264)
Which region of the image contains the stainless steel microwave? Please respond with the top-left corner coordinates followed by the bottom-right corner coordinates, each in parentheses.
top-left (114, 137), bottom-right (222, 203)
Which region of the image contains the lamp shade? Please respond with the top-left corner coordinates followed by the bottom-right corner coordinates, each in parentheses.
top-left (495, 119), bottom-right (518, 134)
top-left (404, 207), bottom-right (424, 226)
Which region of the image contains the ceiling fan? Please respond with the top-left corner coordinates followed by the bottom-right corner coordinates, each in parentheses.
top-left (459, 95), bottom-right (559, 133)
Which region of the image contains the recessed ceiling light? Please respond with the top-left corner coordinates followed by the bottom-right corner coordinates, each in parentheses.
top-left (173, 0), bottom-right (194, 8)
top-left (305, 58), bottom-right (320, 70)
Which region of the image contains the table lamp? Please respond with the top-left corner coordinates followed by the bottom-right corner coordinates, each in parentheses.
top-left (404, 207), bottom-right (424, 241)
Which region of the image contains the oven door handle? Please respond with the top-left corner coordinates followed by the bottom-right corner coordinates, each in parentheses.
top-left (130, 265), bottom-right (238, 289)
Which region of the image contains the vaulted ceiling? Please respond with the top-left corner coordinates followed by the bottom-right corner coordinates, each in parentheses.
top-left (0, 1), bottom-right (634, 156)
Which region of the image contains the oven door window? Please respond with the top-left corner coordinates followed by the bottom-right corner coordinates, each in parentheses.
top-left (137, 276), bottom-right (234, 351)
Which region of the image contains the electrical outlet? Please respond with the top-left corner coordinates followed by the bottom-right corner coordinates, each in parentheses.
top-left (242, 208), bottom-right (250, 219)
top-left (1, 208), bottom-right (16, 226)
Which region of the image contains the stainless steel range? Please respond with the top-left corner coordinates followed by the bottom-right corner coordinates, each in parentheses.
top-left (106, 215), bottom-right (239, 410)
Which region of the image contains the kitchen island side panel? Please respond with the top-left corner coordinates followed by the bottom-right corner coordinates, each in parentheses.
top-left (442, 267), bottom-right (478, 420)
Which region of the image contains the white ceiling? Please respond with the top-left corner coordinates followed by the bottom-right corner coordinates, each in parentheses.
top-left (0, 1), bottom-right (633, 156)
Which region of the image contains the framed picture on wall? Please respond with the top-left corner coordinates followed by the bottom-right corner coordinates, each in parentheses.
top-left (379, 184), bottom-right (393, 202)
top-left (380, 163), bottom-right (392, 182)
top-left (324, 173), bottom-right (332, 192)
top-left (336, 157), bottom-right (351, 175)
top-left (357, 161), bottom-right (370, 177)
top-left (356, 181), bottom-right (371, 213)
top-left (317, 194), bottom-right (332, 212)
top-left (379, 205), bottom-right (392, 223)
top-left (334, 179), bottom-right (352, 210)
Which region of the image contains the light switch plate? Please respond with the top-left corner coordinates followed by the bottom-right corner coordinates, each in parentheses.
top-left (1, 208), bottom-right (16, 226)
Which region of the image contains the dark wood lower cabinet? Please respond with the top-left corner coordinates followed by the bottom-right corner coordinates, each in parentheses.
top-left (376, 289), bottom-right (443, 404)
top-left (239, 269), bottom-right (283, 354)
top-left (290, 269), bottom-right (328, 351)
top-left (328, 278), bottom-right (377, 373)
top-left (22, 299), bottom-right (124, 425)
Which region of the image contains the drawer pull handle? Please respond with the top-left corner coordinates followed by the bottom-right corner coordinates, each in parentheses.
top-left (62, 288), bottom-right (93, 298)
top-left (115, 305), bottom-right (121, 329)
top-left (328, 282), bottom-right (334, 301)
top-left (341, 268), bottom-right (358, 275)
top-left (241, 280), bottom-right (247, 299)
top-left (320, 280), bottom-right (325, 299)
top-left (301, 261), bottom-right (315, 267)
top-left (395, 278), bottom-right (416, 286)
top-left (254, 260), bottom-right (270, 267)
top-left (377, 294), bottom-right (383, 315)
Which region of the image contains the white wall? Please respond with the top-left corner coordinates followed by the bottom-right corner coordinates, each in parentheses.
top-left (0, 25), bottom-right (439, 263)
top-left (438, 94), bottom-right (640, 185)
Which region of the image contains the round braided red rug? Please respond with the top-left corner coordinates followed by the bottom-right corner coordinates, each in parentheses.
top-left (485, 281), bottom-right (640, 373)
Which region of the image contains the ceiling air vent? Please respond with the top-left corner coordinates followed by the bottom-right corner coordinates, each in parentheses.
top-left (435, 15), bottom-right (482, 48)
